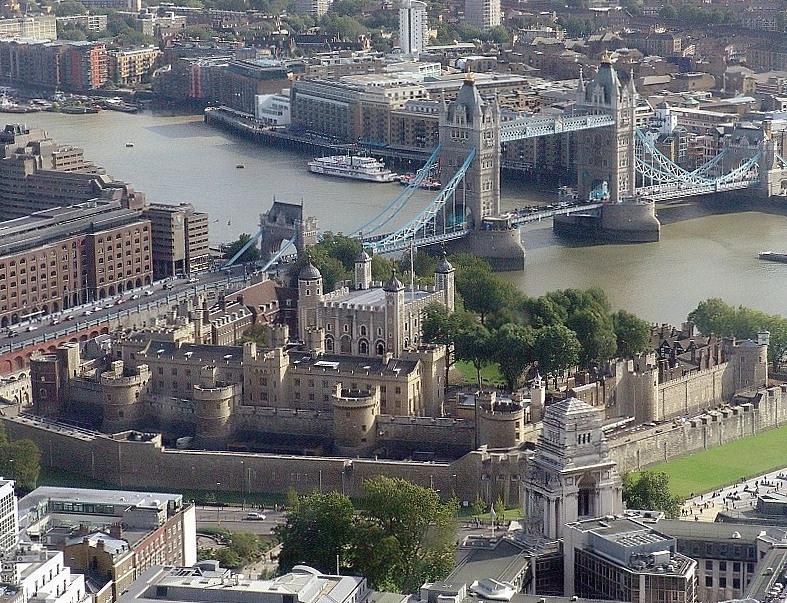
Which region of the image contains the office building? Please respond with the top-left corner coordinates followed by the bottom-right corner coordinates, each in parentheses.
top-left (18, 486), bottom-right (196, 603)
top-left (399, 0), bottom-right (428, 56)
top-left (118, 563), bottom-right (368, 603)
top-left (0, 479), bottom-right (17, 556)
top-left (143, 203), bottom-right (209, 279)
top-left (564, 516), bottom-right (698, 603)
top-left (464, 0), bottom-right (500, 30)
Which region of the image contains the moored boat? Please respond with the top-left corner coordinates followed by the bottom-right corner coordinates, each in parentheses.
top-left (758, 251), bottom-right (787, 263)
top-left (308, 155), bottom-right (398, 182)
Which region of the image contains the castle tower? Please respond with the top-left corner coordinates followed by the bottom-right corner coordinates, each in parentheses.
top-left (434, 252), bottom-right (455, 312)
top-left (438, 74), bottom-right (501, 227)
top-left (575, 53), bottom-right (637, 203)
top-left (354, 249), bottom-right (372, 290)
top-left (332, 384), bottom-right (380, 453)
top-left (297, 261), bottom-right (323, 343)
top-left (384, 270), bottom-right (405, 356)
top-left (522, 397), bottom-right (622, 541)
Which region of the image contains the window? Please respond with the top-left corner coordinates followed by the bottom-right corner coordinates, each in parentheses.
top-left (719, 577), bottom-right (727, 588)
top-left (719, 562), bottom-right (727, 572)
top-left (733, 578), bottom-right (740, 590)
top-left (705, 576), bottom-right (713, 588)
top-left (705, 561), bottom-right (713, 571)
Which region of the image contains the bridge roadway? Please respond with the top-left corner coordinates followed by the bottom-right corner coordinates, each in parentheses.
top-left (0, 266), bottom-right (252, 356)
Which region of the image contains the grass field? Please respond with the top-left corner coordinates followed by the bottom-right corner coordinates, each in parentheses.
top-left (645, 423), bottom-right (787, 499)
top-left (454, 360), bottom-right (503, 387)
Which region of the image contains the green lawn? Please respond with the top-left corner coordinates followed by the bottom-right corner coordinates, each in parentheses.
top-left (644, 423), bottom-right (787, 499)
top-left (454, 360), bottom-right (503, 387)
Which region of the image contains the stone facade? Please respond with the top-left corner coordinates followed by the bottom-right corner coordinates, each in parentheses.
top-left (297, 254), bottom-right (454, 359)
top-left (569, 334), bottom-right (769, 424)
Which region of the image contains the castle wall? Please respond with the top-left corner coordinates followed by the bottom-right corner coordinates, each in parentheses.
top-left (608, 385), bottom-right (787, 472)
top-left (655, 363), bottom-right (731, 422)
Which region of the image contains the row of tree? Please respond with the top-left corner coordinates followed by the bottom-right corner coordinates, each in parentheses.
top-left (276, 476), bottom-right (457, 594)
top-left (423, 253), bottom-right (652, 391)
top-left (689, 298), bottom-right (787, 371)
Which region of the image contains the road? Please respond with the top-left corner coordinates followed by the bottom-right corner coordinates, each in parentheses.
top-left (0, 264), bottom-right (255, 355)
top-left (681, 467), bottom-right (787, 522)
top-left (195, 505), bottom-right (286, 535)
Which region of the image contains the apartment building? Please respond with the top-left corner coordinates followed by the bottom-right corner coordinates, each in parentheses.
top-left (109, 46), bottom-right (161, 85)
top-left (464, 0), bottom-right (500, 30)
top-left (143, 203), bottom-right (209, 279)
top-left (0, 40), bottom-right (108, 91)
top-left (399, 0), bottom-right (428, 56)
top-left (0, 15), bottom-right (56, 40)
top-left (56, 14), bottom-right (108, 32)
top-left (0, 202), bottom-right (152, 327)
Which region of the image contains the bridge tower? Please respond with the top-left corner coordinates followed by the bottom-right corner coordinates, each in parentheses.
top-left (575, 53), bottom-right (637, 203)
top-left (438, 75), bottom-right (525, 270)
top-left (439, 73), bottom-right (501, 226)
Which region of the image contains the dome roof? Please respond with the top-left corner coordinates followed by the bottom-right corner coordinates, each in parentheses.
top-left (383, 270), bottom-right (404, 292)
top-left (436, 252), bottom-right (454, 274)
top-left (355, 249), bottom-right (371, 263)
top-left (298, 262), bottom-right (321, 281)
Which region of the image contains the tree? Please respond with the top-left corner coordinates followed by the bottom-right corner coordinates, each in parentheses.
top-left (58, 26), bottom-right (87, 41)
top-left (55, 0), bottom-right (87, 15)
top-left (533, 324), bottom-right (580, 388)
top-left (689, 299), bottom-right (787, 372)
top-left (612, 310), bottom-right (652, 358)
top-left (659, 4), bottom-right (677, 20)
top-left (0, 425), bottom-right (41, 493)
top-left (456, 267), bottom-right (514, 325)
top-left (224, 233), bottom-right (260, 264)
top-left (455, 324), bottom-right (492, 389)
top-left (471, 495), bottom-right (485, 517)
top-left (492, 323), bottom-right (535, 391)
top-left (566, 309), bottom-right (617, 366)
top-left (275, 492), bottom-right (356, 574)
top-left (622, 471), bottom-right (683, 518)
top-left (358, 476), bottom-right (457, 593)
top-left (240, 324), bottom-right (269, 347)
top-left (493, 496), bottom-right (505, 522)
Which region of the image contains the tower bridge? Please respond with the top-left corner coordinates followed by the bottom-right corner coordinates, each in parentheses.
top-left (250, 55), bottom-right (787, 272)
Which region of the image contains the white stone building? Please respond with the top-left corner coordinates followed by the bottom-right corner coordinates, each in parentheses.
top-left (297, 251), bottom-right (455, 357)
top-left (464, 0), bottom-right (500, 30)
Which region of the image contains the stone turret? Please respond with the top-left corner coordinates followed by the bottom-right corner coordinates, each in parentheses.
top-left (354, 249), bottom-right (372, 290)
top-left (332, 384), bottom-right (380, 453)
top-left (477, 390), bottom-right (525, 449)
top-left (194, 365), bottom-right (237, 449)
top-left (384, 270), bottom-right (405, 356)
top-left (99, 360), bottom-right (151, 432)
top-left (297, 261), bottom-right (323, 343)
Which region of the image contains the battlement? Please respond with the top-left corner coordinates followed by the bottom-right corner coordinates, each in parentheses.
top-left (377, 414), bottom-right (470, 428)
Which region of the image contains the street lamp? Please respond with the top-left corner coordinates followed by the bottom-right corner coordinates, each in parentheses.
top-left (216, 481), bottom-right (221, 524)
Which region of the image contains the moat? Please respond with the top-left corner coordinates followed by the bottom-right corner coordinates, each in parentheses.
top-left (17, 110), bottom-right (787, 324)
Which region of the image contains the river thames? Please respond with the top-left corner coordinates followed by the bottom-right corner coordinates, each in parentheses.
top-left (13, 110), bottom-right (787, 324)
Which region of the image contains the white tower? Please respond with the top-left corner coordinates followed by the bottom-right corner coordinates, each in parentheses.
top-left (297, 261), bottom-right (323, 343)
top-left (522, 397), bottom-right (622, 541)
top-left (399, 0), bottom-right (428, 56)
top-left (354, 249), bottom-right (372, 290)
